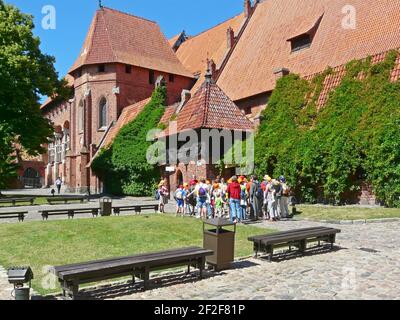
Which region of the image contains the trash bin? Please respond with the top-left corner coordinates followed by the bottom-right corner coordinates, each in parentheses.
top-left (14, 287), bottom-right (30, 300)
top-left (7, 266), bottom-right (33, 301)
top-left (203, 218), bottom-right (236, 271)
top-left (100, 197), bottom-right (112, 216)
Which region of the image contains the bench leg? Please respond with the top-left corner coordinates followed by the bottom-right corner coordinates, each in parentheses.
top-left (71, 283), bottom-right (79, 300)
top-left (253, 243), bottom-right (259, 258)
top-left (299, 240), bottom-right (307, 254)
top-left (330, 234), bottom-right (336, 250)
top-left (143, 267), bottom-right (150, 291)
top-left (187, 264), bottom-right (191, 275)
top-left (199, 257), bottom-right (205, 279)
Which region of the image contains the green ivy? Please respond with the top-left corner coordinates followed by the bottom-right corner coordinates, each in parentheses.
top-left (255, 50), bottom-right (400, 207)
top-left (92, 86), bottom-right (167, 196)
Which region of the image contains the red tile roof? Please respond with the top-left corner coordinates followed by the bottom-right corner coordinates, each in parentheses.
top-left (218, 0), bottom-right (400, 101)
top-left (175, 13), bottom-right (245, 93)
top-left (69, 7), bottom-right (193, 78)
top-left (103, 98), bottom-right (150, 147)
top-left (164, 76), bottom-right (253, 135)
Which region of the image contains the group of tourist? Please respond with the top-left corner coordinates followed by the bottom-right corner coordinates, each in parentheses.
top-left (156, 174), bottom-right (293, 224)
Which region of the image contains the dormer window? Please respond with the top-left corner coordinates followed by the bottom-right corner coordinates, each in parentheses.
top-left (287, 13), bottom-right (324, 54)
top-left (98, 64), bottom-right (105, 73)
top-left (290, 34), bottom-right (312, 53)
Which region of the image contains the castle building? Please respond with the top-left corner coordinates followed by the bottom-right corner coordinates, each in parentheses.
top-left (19, 0), bottom-right (400, 201)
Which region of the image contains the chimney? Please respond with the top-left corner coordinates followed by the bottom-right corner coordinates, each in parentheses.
top-left (244, 0), bottom-right (252, 18)
top-left (273, 67), bottom-right (290, 80)
top-left (227, 27), bottom-right (235, 50)
top-left (208, 59), bottom-right (217, 79)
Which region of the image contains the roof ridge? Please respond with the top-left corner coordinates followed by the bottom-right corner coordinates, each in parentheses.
top-left (100, 6), bottom-right (157, 24)
top-left (182, 12), bottom-right (243, 44)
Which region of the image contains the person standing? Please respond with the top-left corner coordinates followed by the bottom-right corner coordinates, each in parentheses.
top-left (239, 182), bottom-right (248, 223)
top-left (249, 176), bottom-right (263, 221)
top-left (158, 181), bottom-right (169, 214)
top-left (174, 185), bottom-right (185, 216)
top-left (274, 179), bottom-right (283, 220)
top-left (227, 176), bottom-right (241, 223)
top-left (267, 179), bottom-right (279, 221)
top-left (192, 179), bottom-right (209, 219)
top-left (279, 176), bottom-right (290, 219)
top-left (55, 177), bottom-right (62, 195)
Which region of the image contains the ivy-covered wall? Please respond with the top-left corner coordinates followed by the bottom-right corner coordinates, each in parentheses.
top-left (254, 50), bottom-right (400, 207)
top-left (92, 86), bottom-right (167, 196)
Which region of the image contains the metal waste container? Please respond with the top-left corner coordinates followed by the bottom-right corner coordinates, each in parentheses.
top-left (100, 197), bottom-right (112, 216)
top-left (7, 266), bottom-right (33, 300)
top-left (203, 218), bottom-right (236, 271)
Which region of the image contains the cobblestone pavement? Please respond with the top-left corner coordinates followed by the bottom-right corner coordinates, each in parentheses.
top-left (0, 267), bottom-right (13, 300)
top-left (73, 220), bottom-right (399, 301)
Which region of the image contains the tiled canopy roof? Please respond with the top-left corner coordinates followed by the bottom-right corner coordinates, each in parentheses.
top-left (175, 13), bottom-right (245, 92)
top-left (69, 7), bottom-right (193, 78)
top-left (217, 0), bottom-right (400, 101)
top-left (165, 76), bottom-right (253, 135)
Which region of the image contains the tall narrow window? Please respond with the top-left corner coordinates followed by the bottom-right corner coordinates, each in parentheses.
top-left (99, 98), bottom-right (107, 128)
top-left (169, 74), bottom-right (175, 83)
top-left (125, 65), bottom-right (132, 74)
top-left (98, 64), bottom-right (105, 73)
top-left (149, 70), bottom-right (155, 85)
top-left (78, 100), bottom-right (84, 133)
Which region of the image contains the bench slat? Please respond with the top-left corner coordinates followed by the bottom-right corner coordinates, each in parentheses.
top-left (261, 228), bottom-right (340, 245)
top-left (52, 247), bottom-right (207, 274)
top-left (248, 227), bottom-right (327, 242)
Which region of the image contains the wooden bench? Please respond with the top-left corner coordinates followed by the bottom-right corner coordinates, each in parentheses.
top-left (46, 196), bottom-right (88, 205)
top-left (248, 227), bottom-right (341, 261)
top-left (0, 211), bottom-right (27, 222)
top-left (0, 197), bottom-right (35, 206)
top-left (113, 204), bottom-right (159, 215)
top-left (49, 246), bottom-right (214, 299)
top-left (39, 208), bottom-right (99, 220)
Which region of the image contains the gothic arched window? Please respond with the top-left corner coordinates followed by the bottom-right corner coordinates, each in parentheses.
top-left (99, 98), bottom-right (107, 128)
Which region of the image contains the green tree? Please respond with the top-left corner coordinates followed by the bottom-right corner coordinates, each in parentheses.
top-left (0, 0), bottom-right (67, 188)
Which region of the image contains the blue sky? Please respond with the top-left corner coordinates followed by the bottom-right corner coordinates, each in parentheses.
top-left (6, 0), bottom-right (243, 78)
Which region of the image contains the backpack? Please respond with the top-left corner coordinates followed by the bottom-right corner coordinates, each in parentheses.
top-left (154, 190), bottom-right (160, 201)
top-left (255, 183), bottom-right (264, 199)
top-left (198, 187), bottom-right (207, 197)
top-left (240, 188), bottom-right (247, 200)
top-left (175, 190), bottom-right (183, 200)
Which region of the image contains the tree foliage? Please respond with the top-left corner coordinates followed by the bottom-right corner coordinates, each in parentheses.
top-left (92, 86), bottom-right (167, 196)
top-left (0, 0), bottom-right (67, 187)
top-left (254, 50), bottom-right (400, 207)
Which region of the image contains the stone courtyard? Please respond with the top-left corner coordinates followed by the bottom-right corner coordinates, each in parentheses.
top-left (1, 215), bottom-right (398, 300)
